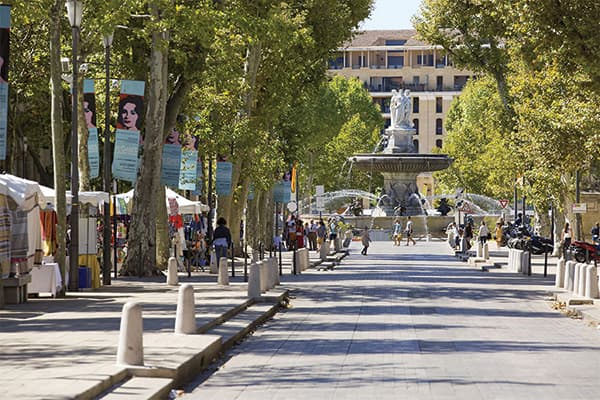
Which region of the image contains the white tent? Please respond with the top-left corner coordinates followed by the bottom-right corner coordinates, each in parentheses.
top-left (39, 185), bottom-right (109, 208)
top-left (114, 188), bottom-right (209, 215)
top-left (0, 174), bottom-right (47, 209)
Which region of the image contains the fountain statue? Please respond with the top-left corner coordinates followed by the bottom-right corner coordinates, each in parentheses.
top-left (350, 90), bottom-right (453, 216)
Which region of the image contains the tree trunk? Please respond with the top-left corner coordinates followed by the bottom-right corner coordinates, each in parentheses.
top-left (122, 14), bottom-right (169, 276)
top-left (155, 190), bottom-right (169, 269)
top-left (49, 0), bottom-right (68, 294)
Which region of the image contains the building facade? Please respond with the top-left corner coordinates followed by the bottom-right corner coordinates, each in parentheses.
top-left (328, 30), bottom-right (474, 196)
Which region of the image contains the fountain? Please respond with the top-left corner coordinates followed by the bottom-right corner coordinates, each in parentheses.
top-left (350, 89), bottom-right (453, 216)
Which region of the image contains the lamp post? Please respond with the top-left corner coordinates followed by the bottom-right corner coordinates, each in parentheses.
top-left (102, 31), bottom-right (113, 285)
top-left (66, 0), bottom-right (82, 291)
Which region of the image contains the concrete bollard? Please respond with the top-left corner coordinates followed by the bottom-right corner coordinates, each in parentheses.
top-left (218, 257), bottom-right (229, 285)
top-left (209, 252), bottom-right (218, 274)
top-left (175, 284), bottom-right (196, 334)
top-left (483, 242), bottom-right (489, 260)
top-left (252, 251), bottom-right (259, 263)
top-left (573, 262), bottom-right (582, 294)
top-left (167, 257), bottom-right (178, 286)
top-left (565, 261), bottom-right (576, 292)
top-left (116, 302), bottom-right (144, 366)
top-left (248, 262), bottom-right (261, 298)
top-left (269, 257), bottom-right (280, 286)
top-left (520, 251), bottom-right (530, 275)
top-left (260, 261), bottom-right (269, 293)
top-left (577, 263), bottom-right (587, 296)
top-left (320, 241), bottom-right (329, 261)
top-left (555, 259), bottom-right (565, 288)
top-left (302, 248), bottom-right (310, 271)
top-left (476, 241), bottom-right (483, 258)
top-left (585, 265), bottom-right (599, 299)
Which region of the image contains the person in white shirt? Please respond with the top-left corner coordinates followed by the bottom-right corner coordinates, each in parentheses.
top-left (478, 221), bottom-right (490, 245)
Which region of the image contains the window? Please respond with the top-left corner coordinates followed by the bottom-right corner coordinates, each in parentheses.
top-left (387, 55), bottom-right (404, 68)
top-left (435, 120), bottom-right (444, 135)
top-left (413, 97), bottom-right (419, 114)
top-left (436, 76), bottom-right (443, 90)
top-left (413, 139), bottom-right (419, 153)
top-left (436, 118), bottom-right (443, 135)
top-left (416, 54), bottom-right (434, 66)
top-left (385, 39), bottom-right (407, 46)
top-left (436, 139), bottom-right (443, 148)
top-left (436, 97), bottom-right (443, 113)
top-left (412, 119), bottom-right (419, 135)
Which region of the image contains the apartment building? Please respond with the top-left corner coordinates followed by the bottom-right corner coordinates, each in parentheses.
top-left (329, 30), bottom-right (474, 195)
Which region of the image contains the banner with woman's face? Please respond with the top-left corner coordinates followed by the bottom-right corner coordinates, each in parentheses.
top-left (83, 79), bottom-right (99, 178)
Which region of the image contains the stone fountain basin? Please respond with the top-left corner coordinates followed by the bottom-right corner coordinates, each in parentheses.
top-left (351, 153), bottom-right (453, 173)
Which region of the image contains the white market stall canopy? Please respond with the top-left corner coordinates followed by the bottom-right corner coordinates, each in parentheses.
top-left (39, 185), bottom-right (109, 208)
top-left (0, 174), bottom-right (47, 209)
top-left (114, 188), bottom-right (209, 215)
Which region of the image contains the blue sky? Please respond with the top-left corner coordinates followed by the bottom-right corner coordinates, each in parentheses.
top-left (360, 0), bottom-right (422, 30)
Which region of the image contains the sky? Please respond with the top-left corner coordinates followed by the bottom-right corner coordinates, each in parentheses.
top-left (360, 0), bottom-right (422, 30)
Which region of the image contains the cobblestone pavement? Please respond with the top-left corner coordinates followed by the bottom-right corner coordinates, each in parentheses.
top-left (183, 240), bottom-right (600, 400)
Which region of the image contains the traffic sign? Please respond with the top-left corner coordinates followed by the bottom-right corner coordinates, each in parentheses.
top-left (499, 199), bottom-right (509, 209)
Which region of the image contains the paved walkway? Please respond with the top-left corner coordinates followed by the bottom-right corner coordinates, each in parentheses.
top-left (183, 241), bottom-right (600, 400)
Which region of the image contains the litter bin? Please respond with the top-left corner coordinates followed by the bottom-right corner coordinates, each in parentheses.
top-left (78, 266), bottom-right (91, 289)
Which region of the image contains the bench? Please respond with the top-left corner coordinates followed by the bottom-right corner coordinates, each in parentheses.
top-left (2, 275), bottom-right (32, 304)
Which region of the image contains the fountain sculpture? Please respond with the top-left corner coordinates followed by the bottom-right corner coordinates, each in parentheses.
top-left (350, 89), bottom-right (453, 216)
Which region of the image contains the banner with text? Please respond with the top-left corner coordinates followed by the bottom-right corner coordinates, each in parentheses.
top-left (215, 161), bottom-right (233, 196)
top-left (84, 79), bottom-right (99, 178)
top-left (0, 6), bottom-right (10, 160)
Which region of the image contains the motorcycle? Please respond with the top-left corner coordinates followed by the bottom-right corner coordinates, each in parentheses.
top-left (569, 241), bottom-right (600, 263)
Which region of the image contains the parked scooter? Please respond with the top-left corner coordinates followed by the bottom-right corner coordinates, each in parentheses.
top-left (569, 241), bottom-right (600, 263)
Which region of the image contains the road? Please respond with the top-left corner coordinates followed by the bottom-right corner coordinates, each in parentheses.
top-left (182, 240), bottom-right (600, 400)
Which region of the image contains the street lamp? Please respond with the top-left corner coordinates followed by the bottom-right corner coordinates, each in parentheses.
top-left (66, 0), bottom-right (82, 291)
top-left (102, 31), bottom-right (113, 285)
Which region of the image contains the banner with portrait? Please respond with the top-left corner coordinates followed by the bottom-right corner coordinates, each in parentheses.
top-left (0, 6), bottom-right (10, 160)
top-left (112, 80), bottom-right (145, 182)
top-left (83, 79), bottom-right (99, 178)
top-left (179, 134), bottom-right (198, 191)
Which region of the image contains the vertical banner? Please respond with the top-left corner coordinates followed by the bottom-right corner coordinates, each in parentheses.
top-left (273, 181), bottom-right (291, 203)
top-left (0, 6), bottom-right (10, 160)
top-left (215, 161), bottom-right (233, 196)
top-left (161, 128), bottom-right (181, 187)
top-left (83, 79), bottom-right (99, 178)
top-left (178, 136), bottom-right (198, 190)
top-left (112, 80), bottom-right (144, 182)
top-left (191, 159), bottom-right (203, 196)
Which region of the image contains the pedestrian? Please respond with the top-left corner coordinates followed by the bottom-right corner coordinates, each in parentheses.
top-left (213, 217), bottom-right (231, 265)
top-left (495, 221), bottom-right (503, 249)
top-left (296, 218), bottom-right (304, 249)
top-left (561, 222), bottom-right (573, 260)
top-left (405, 216), bottom-right (416, 245)
top-left (591, 221), bottom-right (599, 245)
top-left (360, 226), bottom-right (371, 255)
top-left (446, 222), bottom-right (456, 249)
top-left (317, 219), bottom-right (327, 250)
top-left (308, 220), bottom-right (318, 250)
top-left (393, 218), bottom-right (403, 246)
top-left (478, 220), bottom-right (490, 245)
top-left (463, 222), bottom-right (473, 251)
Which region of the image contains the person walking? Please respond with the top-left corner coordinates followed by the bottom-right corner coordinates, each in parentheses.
top-left (393, 218), bottom-right (403, 246)
top-left (405, 216), bottom-right (416, 246)
top-left (308, 220), bottom-right (318, 251)
top-left (561, 222), bottom-right (573, 260)
top-left (495, 221), bottom-right (504, 249)
top-left (360, 226), bottom-right (371, 255)
top-left (478, 220), bottom-right (490, 245)
top-left (316, 220), bottom-right (327, 251)
top-left (213, 217), bottom-right (232, 265)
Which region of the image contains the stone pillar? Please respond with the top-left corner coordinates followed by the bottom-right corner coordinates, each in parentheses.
top-left (577, 263), bottom-right (587, 296)
top-left (167, 257), bottom-right (178, 286)
top-left (218, 257), bottom-right (229, 286)
top-left (555, 259), bottom-right (565, 288)
top-left (116, 302), bottom-right (144, 366)
top-left (209, 252), bottom-right (218, 274)
top-left (269, 257), bottom-right (280, 286)
top-left (175, 284), bottom-right (196, 334)
top-left (476, 241), bottom-right (483, 258)
top-left (248, 262), bottom-right (261, 298)
top-left (565, 261), bottom-right (576, 292)
top-left (483, 242), bottom-right (489, 260)
top-left (573, 262), bottom-right (581, 293)
top-left (320, 240), bottom-right (329, 261)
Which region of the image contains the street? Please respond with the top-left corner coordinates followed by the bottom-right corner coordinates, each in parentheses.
top-left (184, 240), bottom-right (600, 400)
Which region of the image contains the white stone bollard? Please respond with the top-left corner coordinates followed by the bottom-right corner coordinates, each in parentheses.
top-left (573, 262), bottom-right (582, 294)
top-left (483, 242), bottom-right (489, 260)
top-left (585, 265), bottom-right (599, 299)
top-left (520, 251), bottom-right (530, 275)
top-left (269, 257), bottom-right (280, 286)
top-left (209, 252), bottom-right (218, 274)
top-left (508, 249), bottom-right (515, 271)
top-left (260, 261), bottom-right (269, 293)
top-left (175, 284), bottom-right (196, 334)
top-left (116, 302), bottom-right (144, 366)
top-left (218, 257), bottom-right (229, 285)
top-left (252, 251), bottom-right (259, 263)
top-left (320, 241), bottom-right (329, 261)
top-left (303, 248), bottom-right (310, 271)
top-left (577, 263), bottom-right (587, 296)
top-left (247, 262), bottom-right (261, 298)
top-left (167, 257), bottom-right (178, 286)
top-left (565, 261), bottom-right (576, 292)
top-left (555, 259), bottom-right (565, 288)
top-left (476, 241), bottom-right (483, 258)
